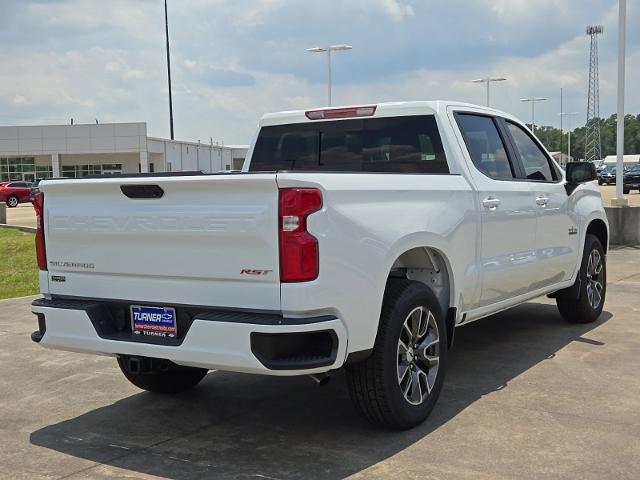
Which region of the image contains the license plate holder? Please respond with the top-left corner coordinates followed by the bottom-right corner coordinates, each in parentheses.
top-left (130, 305), bottom-right (177, 339)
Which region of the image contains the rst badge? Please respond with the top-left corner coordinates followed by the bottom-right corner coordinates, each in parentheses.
top-left (131, 305), bottom-right (177, 338)
top-left (240, 269), bottom-right (273, 276)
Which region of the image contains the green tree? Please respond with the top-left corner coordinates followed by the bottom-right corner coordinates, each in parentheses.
top-left (531, 113), bottom-right (640, 160)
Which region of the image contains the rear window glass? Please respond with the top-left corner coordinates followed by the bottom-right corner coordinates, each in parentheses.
top-left (249, 115), bottom-right (448, 174)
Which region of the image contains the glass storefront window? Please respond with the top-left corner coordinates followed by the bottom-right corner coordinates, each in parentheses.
top-left (62, 166), bottom-right (76, 178)
top-left (0, 157), bottom-right (36, 181)
top-left (35, 166), bottom-right (53, 178)
top-left (0, 157), bottom-right (123, 180)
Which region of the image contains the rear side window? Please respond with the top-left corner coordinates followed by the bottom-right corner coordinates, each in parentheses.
top-left (506, 121), bottom-right (558, 182)
top-left (455, 114), bottom-right (514, 180)
top-left (249, 115), bottom-right (448, 174)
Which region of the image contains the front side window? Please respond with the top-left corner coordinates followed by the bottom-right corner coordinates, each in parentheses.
top-left (506, 122), bottom-right (556, 182)
top-left (455, 114), bottom-right (514, 180)
top-left (250, 115), bottom-right (448, 174)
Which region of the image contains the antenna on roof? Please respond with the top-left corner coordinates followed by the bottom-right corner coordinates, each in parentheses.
top-left (70, 118), bottom-right (74, 125)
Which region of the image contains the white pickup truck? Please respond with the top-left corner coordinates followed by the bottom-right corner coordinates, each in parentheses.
top-left (31, 101), bottom-right (608, 429)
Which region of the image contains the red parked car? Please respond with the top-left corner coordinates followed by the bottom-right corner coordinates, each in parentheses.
top-left (0, 181), bottom-right (33, 207)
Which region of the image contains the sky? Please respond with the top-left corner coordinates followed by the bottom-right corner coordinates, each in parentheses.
top-left (1, 0), bottom-right (639, 145)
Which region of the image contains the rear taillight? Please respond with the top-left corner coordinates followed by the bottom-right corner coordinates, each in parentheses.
top-left (33, 192), bottom-right (47, 270)
top-left (278, 188), bottom-right (322, 282)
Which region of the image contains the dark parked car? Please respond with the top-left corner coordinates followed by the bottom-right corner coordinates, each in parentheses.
top-left (0, 181), bottom-right (33, 207)
top-left (597, 166), bottom-right (617, 185)
top-left (29, 179), bottom-right (42, 202)
top-left (623, 164), bottom-right (640, 194)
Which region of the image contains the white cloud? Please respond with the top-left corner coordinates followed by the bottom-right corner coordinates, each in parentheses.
top-left (0, 0), bottom-right (637, 144)
top-left (377, 0), bottom-right (415, 21)
top-left (12, 95), bottom-right (28, 107)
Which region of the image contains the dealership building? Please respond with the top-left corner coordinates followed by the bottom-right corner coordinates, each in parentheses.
top-left (0, 122), bottom-right (248, 182)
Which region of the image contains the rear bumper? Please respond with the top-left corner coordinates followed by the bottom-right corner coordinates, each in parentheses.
top-left (31, 298), bottom-right (347, 376)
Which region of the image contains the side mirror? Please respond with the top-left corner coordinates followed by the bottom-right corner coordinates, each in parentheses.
top-left (565, 162), bottom-right (597, 194)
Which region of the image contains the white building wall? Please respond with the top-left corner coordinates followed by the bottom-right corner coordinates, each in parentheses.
top-left (0, 122), bottom-right (248, 179)
top-left (0, 122), bottom-right (147, 156)
top-left (145, 137), bottom-right (247, 173)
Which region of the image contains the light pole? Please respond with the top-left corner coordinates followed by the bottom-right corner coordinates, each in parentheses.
top-left (164, 0), bottom-right (174, 140)
top-left (560, 112), bottom-right (579, 163)
top-left (471, 77), bottom-right (507, 107)
top-left (614, 0), bottom-right (627, 204)
top-left (306, 45), bottom-right (353, 106)
top-left (520, 97), bottom-right (547, 134)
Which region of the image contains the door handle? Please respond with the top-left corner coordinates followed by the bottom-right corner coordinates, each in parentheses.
top-left (536, 195), bottom-right (549, 207)
top-left (482, 197), bottom-right (501, 210)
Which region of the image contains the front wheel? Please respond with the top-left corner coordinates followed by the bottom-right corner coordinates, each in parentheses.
top-left (6, 195), bottom-right (18, 207)
top-left (346, 280), bottom-right (447, 429)
top-left (556, 234), bottom-right (606, 323)
top-left (117, 355), bottom-right (208, 393)
top-left (623, 188), bottom-right (630, 194)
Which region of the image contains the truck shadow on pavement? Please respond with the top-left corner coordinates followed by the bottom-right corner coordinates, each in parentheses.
top-left (31, 302), bottom-right (611, 480)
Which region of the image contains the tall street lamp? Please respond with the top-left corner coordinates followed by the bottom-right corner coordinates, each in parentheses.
top-left (164, 0), bottom-right (174, 140)
top-left (520, 97), bottom-right (547, 134)
top-left (560, 112), bottom-right (579, 162)
top-left (471, 77), bottom-right (507, 107)
top-left (306, 45), bottom-right (353, 106)
top-left (614, 0), bottom-right (627, 204)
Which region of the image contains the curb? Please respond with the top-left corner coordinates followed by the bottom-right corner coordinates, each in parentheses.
top-left (0, 294), bottom-right (40, 303)
top-left (0, 224), bottom-right (37, 234)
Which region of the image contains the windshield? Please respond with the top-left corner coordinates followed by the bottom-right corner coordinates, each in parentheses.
top-left (250, 115), bottom-right (448, 174)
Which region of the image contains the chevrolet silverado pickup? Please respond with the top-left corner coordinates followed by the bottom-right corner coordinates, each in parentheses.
top-left (31, 101), bottom-right (608, 429)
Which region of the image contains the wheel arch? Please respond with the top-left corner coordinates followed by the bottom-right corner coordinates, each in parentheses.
top-left (387, 246), bottom-right (456, 348)
top-left (586, 218), bottom-right (608, 253)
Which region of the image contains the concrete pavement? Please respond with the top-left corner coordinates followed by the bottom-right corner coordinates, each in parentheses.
top-left (599, 184), bottom-right (640, 206)
top-left (0, 249), bottom-right (639, 479)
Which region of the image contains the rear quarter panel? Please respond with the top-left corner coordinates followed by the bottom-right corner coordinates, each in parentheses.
top-left (277, 172), bottom-right (478, 354)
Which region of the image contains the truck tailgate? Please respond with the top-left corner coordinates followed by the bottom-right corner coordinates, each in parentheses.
top-left (40, 174), bottom-right (280, 310)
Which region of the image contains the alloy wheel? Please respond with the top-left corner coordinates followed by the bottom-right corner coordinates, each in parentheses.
top-left (397, 306), bottom-right (440, 405)
top-left (586, 249), bottom-right (604, 310)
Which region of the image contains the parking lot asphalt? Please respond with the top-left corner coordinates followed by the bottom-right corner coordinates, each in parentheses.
top-left (1, 249), bottom-right (639, 480)
top-left (4, 203), bottom-right (36, 228)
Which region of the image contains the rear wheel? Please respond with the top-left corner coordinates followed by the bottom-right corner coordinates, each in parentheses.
top-left (117, 355), bottom-right (208, 393)
top-left (6, 195), bottom-right (18, 207)
top-left (556, 234), bottom-right (606, 323)
top-left (346, 280), bottom-right (447, 429)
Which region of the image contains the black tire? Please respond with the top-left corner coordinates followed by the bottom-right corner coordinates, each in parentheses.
top-left (623, 188), bottom-right (630, 194)
top-left (556, 234), bottom-right (606, 323)
top-left (597, 180), bottom-right (603, 186)
top-left (117, 355), bottom-right (208, 393)
top-left (6, 195), bottom-right (18, 208)
top-left (346, 279), bottom-right (448, 429)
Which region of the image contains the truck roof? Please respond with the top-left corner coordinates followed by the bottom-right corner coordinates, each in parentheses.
top-left (259, 100), bottom-right (512, 127)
